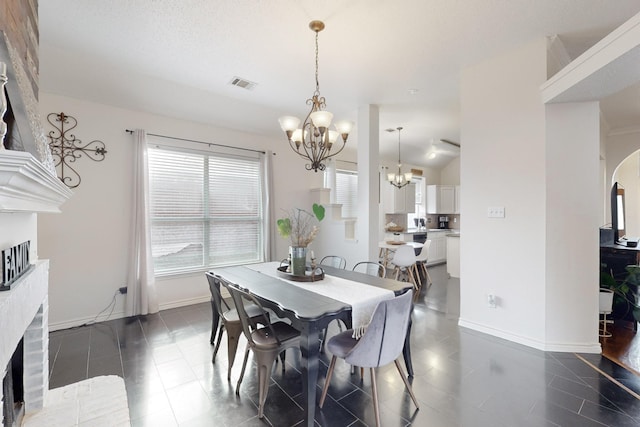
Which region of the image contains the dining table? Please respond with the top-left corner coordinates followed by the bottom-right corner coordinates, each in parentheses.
top-left (209, 261), bottom-right (413, 427)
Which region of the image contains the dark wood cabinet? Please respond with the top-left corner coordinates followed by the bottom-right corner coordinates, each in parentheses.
top-left (600, 244), bottom-right (640, 326)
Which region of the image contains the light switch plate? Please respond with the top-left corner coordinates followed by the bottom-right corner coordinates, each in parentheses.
top-left (488, 207), bottom-right (505, 218)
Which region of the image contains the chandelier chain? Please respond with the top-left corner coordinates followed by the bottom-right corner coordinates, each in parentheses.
top-left (314, 31), bottom-right (320, 95)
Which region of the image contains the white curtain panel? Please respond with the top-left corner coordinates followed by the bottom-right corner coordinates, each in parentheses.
top-left (126, 129), bottom-right (159, 316)
top-left (262, 150), bottom-right (275, 262)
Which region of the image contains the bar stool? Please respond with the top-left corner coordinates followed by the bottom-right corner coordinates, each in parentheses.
top-left (599, 288), bottom-right (614, 337)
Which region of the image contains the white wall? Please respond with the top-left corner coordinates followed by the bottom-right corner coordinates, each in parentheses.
top-left (545, 102), bottom-right (600, 351)
top-left (607, 132), bottom-right (640, 237)
top-left (0, 213), bottom-right (37, 261)
top-left (613, 151), bottom-right (640, 237)
top-left (38, 93), bottom-right (322, 329)
top-left (460, 38), bottom-right (602, 353)
top-left (459, 39), bottom-right (548, 348)
top-left (440, 157), bottom-right (460, 185)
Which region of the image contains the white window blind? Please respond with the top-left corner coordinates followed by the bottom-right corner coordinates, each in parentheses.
top-left (148, 147), bottom-right (264, 275)
top-left (336, 170), bottom-right (358, 218)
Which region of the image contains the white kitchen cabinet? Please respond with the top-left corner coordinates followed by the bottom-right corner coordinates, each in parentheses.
top-left (382, 181), bottom-right (416, 214)
top-left (426, 185), bottom-right (455, 214)
top-left (426, 230), bottom-right (447, 264)
top-left (454, 185), bottom-right (460, 214)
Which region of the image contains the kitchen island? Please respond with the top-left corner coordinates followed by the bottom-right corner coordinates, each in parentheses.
top-left (446, 232), bottom-right (460, 278)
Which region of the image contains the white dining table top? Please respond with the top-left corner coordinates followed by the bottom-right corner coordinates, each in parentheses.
top-left (378, 241), bottom-right (424, 250)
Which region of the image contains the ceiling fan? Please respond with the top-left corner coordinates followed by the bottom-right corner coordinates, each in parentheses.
top-left (426, 139), bottom-right (460, 159)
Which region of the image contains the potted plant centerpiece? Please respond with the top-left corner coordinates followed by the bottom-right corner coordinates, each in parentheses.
top-left (277, 204), bottom-right (325, 276)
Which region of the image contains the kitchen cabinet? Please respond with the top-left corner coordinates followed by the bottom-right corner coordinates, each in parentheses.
top-left (426, 230), bottom-right (447, 264)
top-left (426, 185), bottom-right (455, 214)
top-left (455, 185), bottom-right (460, 214)
top-left (382, 181), bottom-right (416, 214)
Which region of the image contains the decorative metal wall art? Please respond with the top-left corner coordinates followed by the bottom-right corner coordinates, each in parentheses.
top-left (46, 112), bottom-right (107, 188)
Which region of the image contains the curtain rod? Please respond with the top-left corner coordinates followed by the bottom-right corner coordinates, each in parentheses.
top-left (125, 129), bottom-right (266, 154)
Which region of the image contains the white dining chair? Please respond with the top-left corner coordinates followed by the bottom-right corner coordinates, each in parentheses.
top-left (415, 240), bottom-right (432, 286)
top-left (391, 245), bottom-right (421, 298)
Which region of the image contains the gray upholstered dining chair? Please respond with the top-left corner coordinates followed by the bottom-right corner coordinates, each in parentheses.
top-left (352, 261), bottom-right (386, 278)
top-left (227, 281), bottom-right (301, 419)
top-left (205, 272), bottom-right (268, 381)
top-left (319, 290), bottom-right (419, 427)
top-left (320, 255), bottom-right (347, 269)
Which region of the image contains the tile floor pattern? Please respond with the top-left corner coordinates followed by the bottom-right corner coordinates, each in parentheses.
top-left (48, 265), bottom-right (640, 426)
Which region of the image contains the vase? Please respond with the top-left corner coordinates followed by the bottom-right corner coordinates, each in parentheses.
top-left (289, 246), bottom-right (307, 276)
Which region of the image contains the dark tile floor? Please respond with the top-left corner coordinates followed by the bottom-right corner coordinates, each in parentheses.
top-left (48, 265), bottom-right (640, 426)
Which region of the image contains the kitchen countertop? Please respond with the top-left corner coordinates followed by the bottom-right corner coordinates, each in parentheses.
top-left (390, 228), bottom-right (460, 234)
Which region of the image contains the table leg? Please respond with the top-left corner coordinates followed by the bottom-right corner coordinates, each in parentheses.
top-left (299, 323), bottom-right (320, 427)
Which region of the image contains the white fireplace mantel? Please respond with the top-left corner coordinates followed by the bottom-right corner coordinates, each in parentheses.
top-left (0, 150), bottom-right (72, 213)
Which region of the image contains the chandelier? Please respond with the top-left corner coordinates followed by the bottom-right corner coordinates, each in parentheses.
top-left (387, 127), bottom-right (412, 188)
top-left (278, 20), bottom-right (354, 172)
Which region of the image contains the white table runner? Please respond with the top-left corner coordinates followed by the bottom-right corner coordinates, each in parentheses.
top-left (247, 262), bottom-right (394, 328)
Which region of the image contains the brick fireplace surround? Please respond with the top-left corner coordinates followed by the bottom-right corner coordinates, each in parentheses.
top-left (0, 150), bottom-right (72, 425)
top-left (0, 261), bottom-right (49, 417)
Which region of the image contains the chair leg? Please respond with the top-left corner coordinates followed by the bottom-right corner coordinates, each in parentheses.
top-left (394, 359), bottom-right (419, 409)
top-left (254, 350), bottom-right (280, 419)
top-left (423, 264), bottom-right (433, 286)
top-left (257, 361), bottom-right (270, 418)
top-left (600, 312), bottom-right (613, 338)
top-left (413, 264), bottom-right (422, 290)
top-left (236, 347), bottom-right (250, 393)
top-left (370, 368), bottom-right (381, 427)
top-left (319, 355), bottom-right (337, 408)
top-left (212, 325), bottom-right (224, 363)
top-left (226, 323), bottom-right (243, 381)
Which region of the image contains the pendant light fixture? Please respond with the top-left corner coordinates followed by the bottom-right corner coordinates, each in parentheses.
top-left (387, 127), bottom-right (412, 188)
top-left (278, 20), bottom-right (354, 172)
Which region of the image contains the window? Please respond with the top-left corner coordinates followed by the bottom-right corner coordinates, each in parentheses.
top-left (148, 146), bottom-right (264, 275)
top-left (336, 170), bottom-right (358, 218)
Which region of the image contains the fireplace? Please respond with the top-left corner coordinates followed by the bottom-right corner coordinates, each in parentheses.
top-left (0, 26), bottom-right (72, 427)
top-left (2, 338), bottom-right (23, 427)
top-left (0, 262), bottom-right (50, 426)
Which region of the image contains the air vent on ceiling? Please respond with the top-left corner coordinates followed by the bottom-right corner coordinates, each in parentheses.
top-left (229, 76), bottom-right (257, 91)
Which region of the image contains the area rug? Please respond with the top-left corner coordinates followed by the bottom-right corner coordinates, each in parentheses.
top-left (21, 375), bottom-right (130, 427)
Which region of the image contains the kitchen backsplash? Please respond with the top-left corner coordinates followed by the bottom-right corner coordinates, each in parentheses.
top-left (385, 213), bottom-right (460, 230)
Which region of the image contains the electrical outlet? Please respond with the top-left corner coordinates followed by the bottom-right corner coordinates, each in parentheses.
top-left (118, 286), bottom-right (128, 294)
top-left (487, 294), bottom-right (497, 308)
top-left (487, 207), bottom-right (505, 218)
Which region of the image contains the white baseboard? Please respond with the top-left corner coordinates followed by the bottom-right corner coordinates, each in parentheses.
top-left (458, 318), bottom-right (602, 354)
top-left (158, 295), bottom-right (210, 311)
top-left (49, 296), bottom-right (211, 332)
top-left (49, 310), bottom-right (127, 331)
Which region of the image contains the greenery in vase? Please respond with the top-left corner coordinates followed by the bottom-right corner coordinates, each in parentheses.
top-left (277, 203), bottom-right (325, 247)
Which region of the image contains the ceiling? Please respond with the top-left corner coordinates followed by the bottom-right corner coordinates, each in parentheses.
top-left (38, 1), bottom-right (640, 169)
